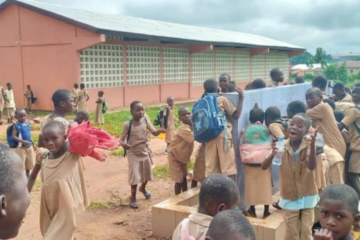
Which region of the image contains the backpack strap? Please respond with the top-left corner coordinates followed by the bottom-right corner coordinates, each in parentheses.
top-left (124, 120), bottom-right (132, 157)
top-left (164, 107), bottom-right (169, 129)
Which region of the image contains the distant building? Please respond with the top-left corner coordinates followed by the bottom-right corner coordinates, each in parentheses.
top-left (332, 53), bottom-right (360, 62)
top-left (290, 64), bottom-right (322, 77)
top-left (336, 61), bottom-right (360, 75)
top-left (0, 0), bottom-right (304, 110)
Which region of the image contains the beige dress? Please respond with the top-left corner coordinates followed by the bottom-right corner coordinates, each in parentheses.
top-left (94, 97), bottom-right (104, 124)
top-left (77, 90), bottom-right (88, 111)
top-left (165, 107), bottom-right (175, 144)
top-left (72, 89), bottom-right (80, 111)
top-left (0, 86), bottom-right (4, 112)
top-left (37, 151), bottom-right (84, 240)
top-left (121, 118), bottom-right (156, 185)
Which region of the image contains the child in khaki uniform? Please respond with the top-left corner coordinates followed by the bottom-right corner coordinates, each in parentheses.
top-left (306, 88), bottom-right (346, 157)
top-left (339, 86), bottom-right (360, 198)
top-left (265, 106), bottom-right (288, 140)
top-left (77, 83), bottom-right (89, 112)
top-left (202, 79), bottom-right (244, 180)
top-left (262, 113), bottom-right (318, 240)
top-left (168, 107), bottom-right (194, 195)
top-left (172, 174), bottom-right (240, 240)
top-left (72, 83), bottom-right (80, 112)
top-left (28, 121), bottom-right (92, 240)
top-left (0, 82), bottom-right (5, 124)
top-left (312, 76), bottom-right (329, 100)
top-left (94, 90), bottom-right (105, 124)
top-left (120, 101), bottom-right (165, 209)
top-left (163, 96), bottom-right (175, 152)
top-left (4, 82), bottom-right (16, 123)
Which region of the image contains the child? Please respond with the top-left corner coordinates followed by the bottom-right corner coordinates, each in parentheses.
top-left (244, 106), bottom-right (272, 218)
top-left (163, 96), bottom-right (175, 153)
top-left (219, 73), bottom-right (231, 93)
top-left (191, 143), bottom-right (206, 188)
top-left (228, 80), bottom-right (237, 92)
top-left (262, 113), bottom-right (318, 240)
top-left (203, 79), bottom-right (244, 180)
top-left (119, 101), bottom-right (165, 209)
top-left (11, 109), bottom-right (35, 178)
top-left (95, 90), bottom-right (105, 124)
top-left (306, 87), bottom-right (346, 157)
top-left (168, 107), bottom-right (194, 195)
top-left (72, 83), bottom-right (80, 112)
top-left (205, 210), bottom-right (256, 240)
top-left (270, 68), bottom-right (284, 87)
top-left (77, 83), bottom-right (89, 111)
top-left (74, 110), bottom-right (89, 125)
top-left (323, 98), bottom-right (336, 110)
top-left (0, 143), bottom-right (31, 239)
top-left (315, 184), bottom-right (360, 240)
top-left (333, 82), bottom-right (353, 103)
top-left (265, 106), bottom-right (288, 140)
top-left (251, 78), bottom-right (266, 89)
top-left (338, 86), bottom-right (360, 198)
top-left (24, 84), bottom-right (34, 111)
top-left (0, 81), bottom-right (5, 124)
top-left (4, 82), bottom-right (16, 124)
top-left (28, 121), bottom-right (90, 240)
top-left (172, 174), bottom-right (240, 240)
top-left (312, 76), bottom-right (329, 99)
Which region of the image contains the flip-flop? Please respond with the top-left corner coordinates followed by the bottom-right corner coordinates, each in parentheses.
top-left (272, 201), bottom-right (282, 210)
top-left (130, 200), bottom-right (138, 209)
top-left (142, 191), bottom-right (151, 200)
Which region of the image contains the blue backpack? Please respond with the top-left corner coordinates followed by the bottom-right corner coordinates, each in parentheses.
top-left (7, 124), bottom-right (19, 148)
top-left (192, 93), bottom-right (226, 143)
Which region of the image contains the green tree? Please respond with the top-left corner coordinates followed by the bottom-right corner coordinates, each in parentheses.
top-left (313, 47), bottom-right (328, 69)
top-left (324, 64), bottom-right (338, 80)
top-left (290, 51), bottom-right (313, 65)
top-left (338, 63), bottom-right (349, 83)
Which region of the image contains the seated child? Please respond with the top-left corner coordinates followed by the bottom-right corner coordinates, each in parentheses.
top-left (243, 106), bottom-right (272, 218)
top-left (251, 79), bottom-right (266, 89)
top-left (315, 184), bottom-right (360, 240)
top-left (0, 143), bottom-right (31, 239)
top-left (191, 144), bottom-right (206, 188)
top-left (205, 210), bottom-right (256, 240)
top-left (262, 113), bottom-right (318, 240)
top-left (74, 110), bottom-right (89, 125)
top-left (168, 107), bottom-right (194, 195)
top-left (312, 76), bottom-right (329, 99)
top-left (265, 106), bottom-right (288, 140)
top-left (172, 173), bottom-right (240, 240)
top-left (202, 79), bottom-right (244, 180)
top-left (306, 87), bottom-right (346, 157)
top-left (28, 121), bottom-right (93, 240)
top-left (120, 101), bottom-right (165, 209)
top-left (11, 109), bottom-right (35, 178)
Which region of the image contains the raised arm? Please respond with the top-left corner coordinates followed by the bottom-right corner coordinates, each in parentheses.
top-left (119, 122), bottom-right (131, 150)
top-left (232, 88), bottom-right (244, 120)
top-left (307, 129), bottom-right (318, 170)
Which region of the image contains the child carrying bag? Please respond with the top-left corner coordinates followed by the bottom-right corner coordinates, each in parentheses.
top-left (240, 122), bottom-right (272, 165)
top-left (180, 218), bottom-right (206, 240)
top-left (192, 93), bottom-right (226, 143)
top-left (6, 124), bottom-right (19, 148)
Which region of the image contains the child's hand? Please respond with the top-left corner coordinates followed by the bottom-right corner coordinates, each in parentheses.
top-left (271, 142), bottom-right (278, 156)
top-left (235, 88), bottom-right (244, 101)
top-left (308, 127), bottom-right (319, 145)
top-left (23, 140), bottom-right (30, 148)
top-left (121, 143), bottom-right (131, 150)
top-left (314, 229), bottom-right (333, 240)
top-left (159, 128), bottom-right (166, 133)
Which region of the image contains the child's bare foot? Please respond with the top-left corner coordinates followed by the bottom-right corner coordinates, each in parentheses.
top-left (263, 211), bottom-right (271, 219)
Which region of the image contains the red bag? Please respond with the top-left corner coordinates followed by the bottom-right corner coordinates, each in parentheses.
top-left (68, 121), bottom-right (118, 161)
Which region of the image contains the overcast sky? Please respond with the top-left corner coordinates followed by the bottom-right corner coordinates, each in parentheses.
top-left (2, 0), bottom-right (360, 54)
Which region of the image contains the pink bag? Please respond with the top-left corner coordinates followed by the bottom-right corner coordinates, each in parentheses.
top-left (180, 218), bottom-right (206, 240)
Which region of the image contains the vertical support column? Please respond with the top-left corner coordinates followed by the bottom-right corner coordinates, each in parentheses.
top-left (264, 52), bottom-right (267, 81)
top-left (159, 47), bottom-right (164, 102)
top-left (213, 50), bottom-right (216, 78)
top-left (122, 44), bottom-right (128, 107)
top-left (189, 53), bottom-right (193, 99)
top-left (249, 55), bottom-right (252, 82)
top-left (232, 50), bottom-right (236, 85)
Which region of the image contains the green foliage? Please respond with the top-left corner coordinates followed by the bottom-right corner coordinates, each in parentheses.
top-left (338, 63), bottom-right (349, 83)
top-left (110, 148), bottom-right (124, 156)
top-left (86, 202), bottom-right (109, 211)
top-left (304, 73), bottom-right (315, 80)
top-left (152, 161), bottom-right (195, 180)
top-left (290, 51), bottom-right (313, 65)
top-left (313, 47), bottom-right (328, 69)
top-left (324, 64), bottom-right (338, 80)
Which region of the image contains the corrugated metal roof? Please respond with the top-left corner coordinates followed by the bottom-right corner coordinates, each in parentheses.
top-left (291, 64), bottom-right (322, 70)
top-left (2, 0), bottom-right (304, 50)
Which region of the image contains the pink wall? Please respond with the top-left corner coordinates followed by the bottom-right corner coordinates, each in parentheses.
top-left (160, 83), bottom-right (189, 102)
top-left (87, 87), bottom-right (124, 110)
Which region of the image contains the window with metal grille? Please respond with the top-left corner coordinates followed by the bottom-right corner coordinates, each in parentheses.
top-left (251, 54), bottom-right (265, 80)
top-left (163, 48), bottom-right (189, 84)
top-left (265, 51), bottom-right (279, 81)
top-left (234, 51), bottom-right (251, 82)
top-left (126, 46), bottom-right (160, 86)
top-left (192, 51), bottom-right (214, 86)
top-left (80, 44), bottom-right (123, 89)
top-left (215, 51), bottom-right (234, 80)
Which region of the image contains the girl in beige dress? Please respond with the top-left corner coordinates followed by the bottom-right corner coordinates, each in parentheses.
top-left (28, 121), bottom-right (88, 240)
top-left (163, 96), bottom-right (175, 152)
top-left (120, 101), bottom-right (165, 209)
top-left (94, 90), bottom-right (105, 124)
top-left (77, 83), bottom-right (89, 112)
top-left (0, 82), bottom-right (5, 124)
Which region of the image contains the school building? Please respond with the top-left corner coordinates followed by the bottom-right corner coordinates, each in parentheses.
top-left (0, 0), bottom-right (305, 111)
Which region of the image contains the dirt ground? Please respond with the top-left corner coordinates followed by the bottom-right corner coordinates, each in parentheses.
top-left (0, 123), bottom-right (176, 240)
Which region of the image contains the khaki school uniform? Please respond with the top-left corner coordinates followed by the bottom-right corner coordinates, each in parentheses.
top-left (37, 151), bottom-right (85, 240)
top-left (307, 102), bottom-right (346, 157)
top-left (205, 96), bottom-right (237, 176)
top-left (280, 138), bottom-right (318, 240)
top-left (40, 115), bottom-right (89, 207)
top-left (315, 153), bottom-right (328, 190)
top-left (172, 212), bottom-right (212, 240)
top-left (25, 89), bottom-right (32, 110)
top-left (339, 94), bottom-right (353, 103)
top-left (324, 145), bottom-right (345, 184)
top-left (165, 107), bottom-right (175, 144)
top-left (168, 124), bottom-right (194, 183)
top-left (269, 122), bottom-right (288, 139)
top-left (342, 107), bottom-right (360, 173)
top-left (77, 89), bottom-right (89, 111)
top-left (72, 88), bottom-right (80, 111)
top-left (0, 86), bottom-right (4, 112)
top-left (4, 89), bottom-right (16, 118)
top-left (121, 118), bottom-right (155, 185)
top-left (94, 97), bottom-right (105, 124)
top-left (244, 165), bottom-right (272, 205)
top-left (193, 144), bottom-right (206, 183)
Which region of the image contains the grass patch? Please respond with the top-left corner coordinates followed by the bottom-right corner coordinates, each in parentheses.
top-left (110, 148), bottom-right (124, 156)
top-left (86, 201), bottom-right (109, 211)
top-left (152, 161), bottom-right (195, 180)
top-left (30, 124), bottom-right (41, 131)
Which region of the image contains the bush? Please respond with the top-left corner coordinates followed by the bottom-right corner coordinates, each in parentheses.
top-left (304, 73), bottom-right (315, 80)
